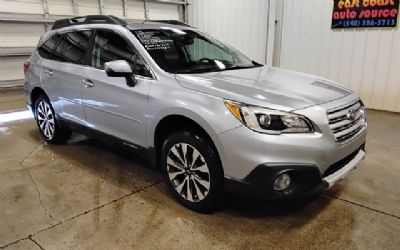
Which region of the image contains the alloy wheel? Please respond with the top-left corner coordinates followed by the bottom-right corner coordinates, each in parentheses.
top-left (36, 100), bottom-right (55, 140)
top-left (166, 143), bottom-right (211, 202)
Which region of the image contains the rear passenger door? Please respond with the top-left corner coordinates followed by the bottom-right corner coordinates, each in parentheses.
top-left (38, 33), bottom-right (63, 115)
top-left (40, 30), bottom-right (92, 125)
top-left (81, 29), bottom-right (153, 147)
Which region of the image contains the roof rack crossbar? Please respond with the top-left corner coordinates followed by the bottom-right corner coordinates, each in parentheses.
top-left (52, 15), bottom-right (127, 30)
top-left (146, 20), bottom-right (192, 27)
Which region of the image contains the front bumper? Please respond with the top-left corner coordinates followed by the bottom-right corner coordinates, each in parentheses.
top-left (324, 146), bottom-right (365, 188)
top-left (224, 144), bottom-right (365, 199)
top-left (215, 94), bottom-right (367, 199)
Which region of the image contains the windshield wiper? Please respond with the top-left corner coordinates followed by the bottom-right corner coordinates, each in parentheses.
top-left (224, 61), bottom-right (263, 71)
top-left (252, 60), bottom-right (263, 66)
top-left (174, 68), bottom-right (220, 74)
top-left (224, 65), bottom-right (258, 71)
top-left (174, 64), bottom-right (223, 74)
top-left (174, 61), bottom-right (263, 74)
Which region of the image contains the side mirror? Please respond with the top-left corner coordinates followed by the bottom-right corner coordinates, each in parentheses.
top-left (104, 60), bottom-right (137, 87)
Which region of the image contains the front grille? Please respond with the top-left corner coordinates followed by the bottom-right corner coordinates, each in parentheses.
top-left (322, 145), bottom-right (364, 177)
top-left (327, 100), bottom-right (366, 143)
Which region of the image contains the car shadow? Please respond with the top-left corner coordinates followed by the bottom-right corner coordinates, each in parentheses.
top-left (222, 192), bottom-right (328, 218)
top-left (77, 134), bottom-right (330, 218)
top-left (27, 130), bottom-right (331, 218)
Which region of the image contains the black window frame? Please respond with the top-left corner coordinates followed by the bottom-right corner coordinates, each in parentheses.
top-left (88, 29), bottom-right (154, 79)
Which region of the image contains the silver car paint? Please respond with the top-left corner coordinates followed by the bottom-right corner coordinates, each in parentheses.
top-left (175, 66), bottom-right (352, 112)
top-left (24, 23), bottom-right (366, 185)
top-left (40, 57), bottom-right (87, 124)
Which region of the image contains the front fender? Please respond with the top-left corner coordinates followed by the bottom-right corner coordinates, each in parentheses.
top-left (145, 84), bottom-right (242, 149)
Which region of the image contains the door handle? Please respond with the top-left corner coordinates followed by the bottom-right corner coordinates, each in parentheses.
top-left (44, 69), bottom-right (53, 76)
top-left (83, 79), bottom-right (95, 88)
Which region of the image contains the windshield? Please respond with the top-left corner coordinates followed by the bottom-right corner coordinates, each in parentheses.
top-left (132, 28), bottom-right (262, 74)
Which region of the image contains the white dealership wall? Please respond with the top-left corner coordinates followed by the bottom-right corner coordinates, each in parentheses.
top-left (0, 0), bottom-right (184, 87)
top-left (1, 0), bottom-right (399, 114)
top-left (189, 0), bottom-right (275, 65)
top-left (278, 0), bottom-right (400, 112)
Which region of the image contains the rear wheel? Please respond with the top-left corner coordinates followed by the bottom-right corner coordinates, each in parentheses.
top-left (34, 95), bottom-right (71, 144)
top-left (161, 131), bottom-right (224, 213)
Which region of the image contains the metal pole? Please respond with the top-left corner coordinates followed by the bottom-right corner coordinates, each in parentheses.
top-left (71, 0), bottom-right (79, 16)
top-left (273, 0), bottom-right (284, 67)
top-left (184, 0), bottom-right (189, 23)
top-left (41, 0), bottom-right (50, 31)
top-left (41, 0), bottom-right (50, 17)
top-left (99, 0), bottom-right (104, 15)
top-left (265, 0), bottom-right (271, 65)
top-left (144, 0), bottom-right (149, 20)
top-left (122, 0), bottom-right (127, 18)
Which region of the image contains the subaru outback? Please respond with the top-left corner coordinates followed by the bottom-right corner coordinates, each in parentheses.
top-left (24, 16), bottom-right (367, 212)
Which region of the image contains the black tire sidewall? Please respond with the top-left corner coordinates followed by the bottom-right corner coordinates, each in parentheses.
top-left (161, 131), bottom-right (224, 213)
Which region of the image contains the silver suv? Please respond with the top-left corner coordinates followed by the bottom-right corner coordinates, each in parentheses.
top-left (24, 16), bottom-right (367, 212)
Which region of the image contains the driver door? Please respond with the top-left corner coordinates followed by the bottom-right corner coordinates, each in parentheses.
top-left (81, 29), bottom-right (153, 147)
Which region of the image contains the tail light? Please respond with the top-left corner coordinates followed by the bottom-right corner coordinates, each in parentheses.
top-left (23, 61), bottom-right (30, 73)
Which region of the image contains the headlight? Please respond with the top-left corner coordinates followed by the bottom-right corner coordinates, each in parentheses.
top-left (359, 101), bottom-right (367, 121)
top-left (224, 100), bottom-right (313, 134)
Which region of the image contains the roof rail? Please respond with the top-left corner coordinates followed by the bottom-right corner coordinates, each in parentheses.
top-left (52, 15), bottom-right (126, 30)
top-left (146, 20), bottom-right (192, 27)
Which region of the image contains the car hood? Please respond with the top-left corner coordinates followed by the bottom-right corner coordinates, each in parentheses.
top-left (175, 66), bottom-right (352, 111)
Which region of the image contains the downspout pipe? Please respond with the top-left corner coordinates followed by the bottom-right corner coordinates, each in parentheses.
top-left (265, 0), bottom-right (271, 65)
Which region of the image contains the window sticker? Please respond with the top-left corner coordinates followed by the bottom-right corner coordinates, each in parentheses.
top-left (135, 30), bottom-right (173, 51)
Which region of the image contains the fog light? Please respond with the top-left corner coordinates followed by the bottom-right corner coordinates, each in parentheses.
top-left (273, 173), bottom-right (291, 191)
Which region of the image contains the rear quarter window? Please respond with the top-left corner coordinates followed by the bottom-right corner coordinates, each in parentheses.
top-left (38, 34), bottom-right (62, 59)
top-left (52, 36), bottom-right (65, 62)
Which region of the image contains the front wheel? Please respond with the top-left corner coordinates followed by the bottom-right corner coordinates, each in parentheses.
top-left (161, 131), bottom-right (224, 213)
top-left (34, 95), bottom-right (71, 144)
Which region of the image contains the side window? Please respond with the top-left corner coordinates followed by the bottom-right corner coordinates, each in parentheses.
top-left (92, 30), bottom-right (152, 77)
top-left (38, 34), bottom-right (61, 59)
top-left (60, 31), bottom-right (92, 64)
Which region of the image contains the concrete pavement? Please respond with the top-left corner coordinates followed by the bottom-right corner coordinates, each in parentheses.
top-left (1, 89), bottom-right (399, 249)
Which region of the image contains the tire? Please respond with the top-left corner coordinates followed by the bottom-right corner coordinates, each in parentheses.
top-left (34, 95), bottom-right (71, 144)
top-left (161, 131), bottom-right (224, 213)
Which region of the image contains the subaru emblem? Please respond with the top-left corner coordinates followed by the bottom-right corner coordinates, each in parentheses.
top-left (347, 109), bottom-right (357, 121)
